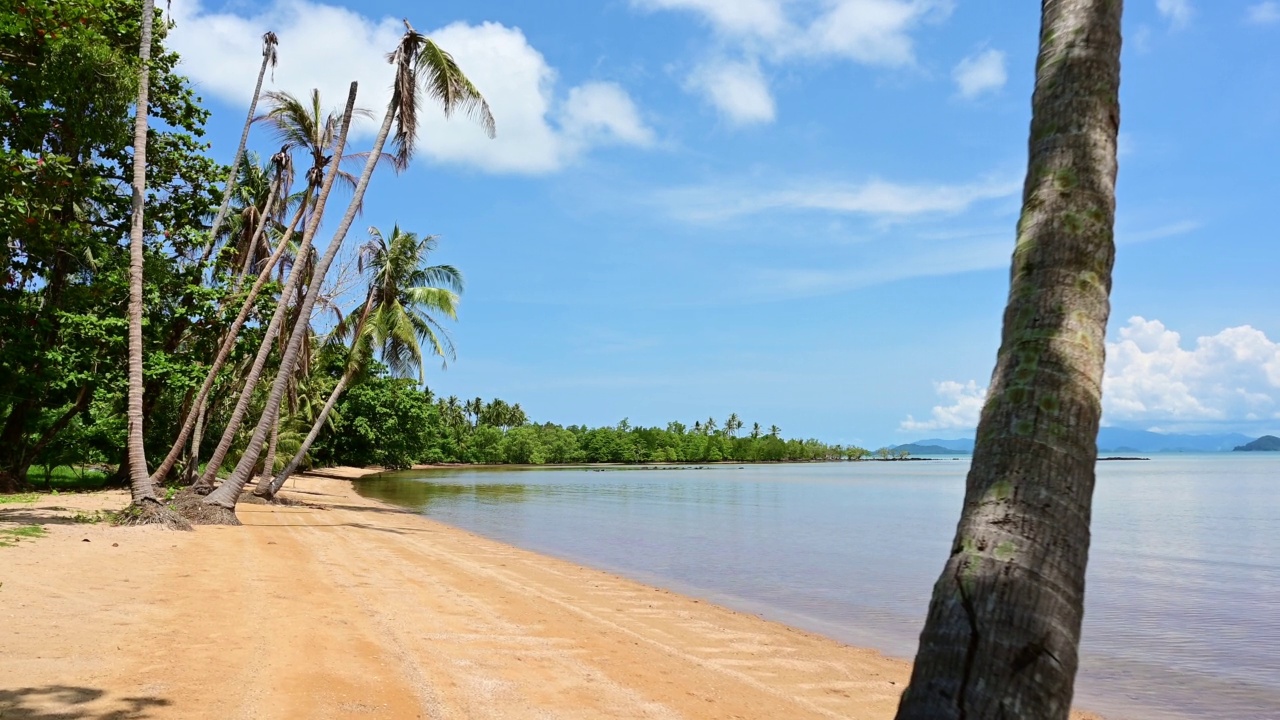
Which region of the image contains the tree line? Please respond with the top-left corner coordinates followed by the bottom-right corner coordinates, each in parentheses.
top-left (309, 377), bottom-right (869, 469)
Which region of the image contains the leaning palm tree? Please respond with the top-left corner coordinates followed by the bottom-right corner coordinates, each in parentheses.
top-left (124, 0), bottom-right (161, 511)
top-left (190, 87), bottom-right (364, 492)
top-left (893, 1), bottom-right (1123, 718)
top-left (203, 31), bottom-right (278, 257)
top-left (257, 226), bottom-right (461, 498)
top-left (202, 22), bottom-right (494, 516)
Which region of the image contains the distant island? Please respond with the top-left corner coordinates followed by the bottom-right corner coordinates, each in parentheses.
top-left (892, 443), bottom-right (965, 455)
top-left (901, 429), bottom-right (1275, 454)
top-left (1234, 435), bottom-right (1280, 452)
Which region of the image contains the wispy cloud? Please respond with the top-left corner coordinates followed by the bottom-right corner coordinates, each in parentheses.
top-left (655, 175), bottom-right (1021, 223)
top-left (1247, 2), bottom-right (1280, 24)
top-left (952, 48), bottom-right (1007, 99)
top-left (684, 59), bottom-right (776, 126)
top-left (634, 0), bottom-right (953, 125)
top-left (1156, 0), bottom-right (1194, 29)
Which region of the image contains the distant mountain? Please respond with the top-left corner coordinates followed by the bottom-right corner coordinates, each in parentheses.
top-left (1234, 435), bottom-right (1280, 452)
top-left (894, 443), bottom-right (966, 455)
top-left (912, 438), bottom-right (975, 453)
top-left (901, 429), bottom-right (1255, 453)
top-left (1096, 428), bottom-right (1253, 453)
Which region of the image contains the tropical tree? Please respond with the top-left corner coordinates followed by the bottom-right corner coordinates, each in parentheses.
top-left (204, 31), bottom-right (278, 253)
top-left (725, 413), bottom-right (742, 437)
top-left (750, 422), bottom-right (762, 440)
top-left (894, 1), bottom-right (1123, 718)
top-left (258, 225), bottom-right (461, 498)
top-left (202, 22), bottom-right (494, 516)
top-left (191, 85), bottom-right (359, 497)
top-left (124, 0), bottom-right (157, 507)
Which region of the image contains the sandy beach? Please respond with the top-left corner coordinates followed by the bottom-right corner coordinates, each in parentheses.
top-left (1, 469), bottom-right (1099, 719)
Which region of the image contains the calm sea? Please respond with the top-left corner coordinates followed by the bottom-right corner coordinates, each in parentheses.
top-left (356, 455), bottom-right (1280, 720)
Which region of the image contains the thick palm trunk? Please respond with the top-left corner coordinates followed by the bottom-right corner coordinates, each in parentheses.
top-left (150, 186), bottom-right (313, 485)
top-left (205, 92), bottom-right (401, 511)
top-left (203, 41), bottom-right (275, 262)
top-left (126, 0), bottom-right (157, 505)
top-left (195, 85), bottom-right (358, 491)
top-left (894, 2), bottom-right (1122, 718)
top-left (258, 293), bottom-right (375, 498)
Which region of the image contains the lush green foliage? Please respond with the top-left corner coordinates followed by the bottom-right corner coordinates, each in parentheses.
top-left (310, 374), bottom-right (865, 469)
top-left (0, 0), bottom-right (222, 488)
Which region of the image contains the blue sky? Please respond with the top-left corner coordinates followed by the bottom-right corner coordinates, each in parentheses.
top-left (167, 0), bottom-right (1280, 447)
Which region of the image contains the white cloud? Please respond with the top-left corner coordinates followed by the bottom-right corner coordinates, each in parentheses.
top-left (657, 174), bottom-right (1020, 223)
top-left (1156, 0), bottom-right (1193, 29)
top-left (167, 0), bottom-right (653, 174)
top-left (632, 0), bottom-right (790, 38)
top-left (900, 381), bottom-right (988, 432)
top-left (952, 48), bottom-right (1007, 99)
top-left (633, 0), bottom-right (952, 123)
top-left (1104, 317), bottom-right (1280, 424)
top-left (685, 60), bottom-right (776, 125)
top-left (560, 82), bottom-right (655, 148)
top-left (1247, 2), bottom-right (1280, 24)
top-left (899, 318), bottom-right (1280, 433)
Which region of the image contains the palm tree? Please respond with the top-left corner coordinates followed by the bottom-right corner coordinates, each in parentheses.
top-left (259, 226), bottom-right (461, 497)
top-left (125, 0), bottom-right (157, 508)
top-left (204, 24), bottom-right (494, 514)
top-left (725, 413), bottom-right (741, 437)
top-left (204, 32), bottom-right (278, 255)
top-left (893, 2), bottom-right (1123, 718)
top-left (192, 85), bottom-right (360, 496)
top-left (147, 148), bottom-right (309, 487)
top-left (750, 422), bottom-right (761, 440)
top-left (768, 425), bottom-right (780, 439)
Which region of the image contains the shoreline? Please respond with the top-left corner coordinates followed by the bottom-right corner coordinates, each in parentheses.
top-left (1, 468), bottom-right (1100, 719)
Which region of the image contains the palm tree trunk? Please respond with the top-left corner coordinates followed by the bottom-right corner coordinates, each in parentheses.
top-left (893, 1), bottom-right (1122, 718)
top-left (149, 185), bottom-right (313, 485)
top-left (259, 413), bottom-right (280, 482)
top-left (202, 39), bottom-right (276, 264)
top-left (126, 0), bottom-right (157, 505)
top-left (184, 395), bottom-right (207, 485)
top-left (232, 169), bottom-right (285, 291)
top-left (205, 88), bottom-right (402, 511)
top-left (193, 84), bottom-right (358, 492)
top-left (258, 292), bottom-right (375, 498)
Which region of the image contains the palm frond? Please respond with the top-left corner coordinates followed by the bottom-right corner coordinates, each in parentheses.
top-left (417, 38), bottom-right (496, 139)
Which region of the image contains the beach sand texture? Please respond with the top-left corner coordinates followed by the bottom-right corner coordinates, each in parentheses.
top-left (1, 470), bottom-right (1099, 719)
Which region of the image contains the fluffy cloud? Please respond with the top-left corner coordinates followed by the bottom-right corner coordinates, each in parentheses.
top-left (657, 174), bottom-right (1019, 223)
top-left (1247, 2), bottom-right (1280, 24)
top-left (684, 60), bottom-right (776, 125)
top-left (167, 0), bottom-right (653, 174)
top-left (633, 0), bottom-right (952, 124)
top-left (900, 318), bottom-right (1280, 433)
top-left (952, 49), bottom-right (1007, 99)
top-left (1156, 0), bottom-right (1193, 29)
top-left (900, 381), bottom-right (987, 432)
top-left (1103, 317), bottom-right (1280, 424)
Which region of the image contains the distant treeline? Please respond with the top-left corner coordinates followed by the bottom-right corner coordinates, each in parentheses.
top-left (311, 374), bottom-right (873, 469)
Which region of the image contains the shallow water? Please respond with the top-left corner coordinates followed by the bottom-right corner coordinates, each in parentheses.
top-left (356, 455), bottom-right (1280, 719)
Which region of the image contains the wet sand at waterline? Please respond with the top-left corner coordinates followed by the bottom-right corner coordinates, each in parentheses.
top-left (1, 468), bottom-right (1100, 719)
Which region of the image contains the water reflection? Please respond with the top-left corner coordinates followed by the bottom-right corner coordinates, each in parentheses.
top-left (356, 457), bottom-right (1280, 720)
